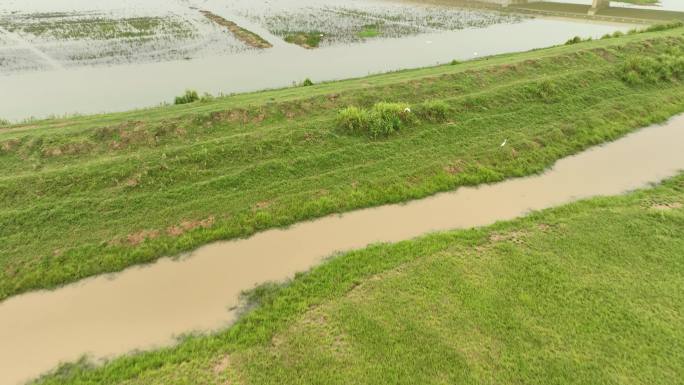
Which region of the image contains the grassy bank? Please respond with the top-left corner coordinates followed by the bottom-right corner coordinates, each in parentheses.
top-left (33, 171), bottom-right (684, 385)
top-left (2, 27), bottom-right (684, 301)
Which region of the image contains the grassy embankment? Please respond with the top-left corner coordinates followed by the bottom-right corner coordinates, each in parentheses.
top-left (33, 159), bottom-right (684, 385)
top-left (2, 27), bottom-right (684, 301)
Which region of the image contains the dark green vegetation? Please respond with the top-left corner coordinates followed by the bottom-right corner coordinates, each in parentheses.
top-left (33, 170), bottom-right (684, 385)
top-left (2, 27), bottom-right (684, 301)
top-left (174, 90), bottom-right (200, 105)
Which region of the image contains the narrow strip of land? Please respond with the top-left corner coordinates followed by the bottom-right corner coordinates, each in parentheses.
top-left (200, 10), bottom-right (272, 49)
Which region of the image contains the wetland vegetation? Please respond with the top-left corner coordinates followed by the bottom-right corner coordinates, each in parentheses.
top-left (242, 4), bottom-right (526, 48)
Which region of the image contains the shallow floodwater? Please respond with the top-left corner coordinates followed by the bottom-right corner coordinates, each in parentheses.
top-left (0, 0), bottom-right (634, 121)
top-left (2, 115), bottom-right (684, 385)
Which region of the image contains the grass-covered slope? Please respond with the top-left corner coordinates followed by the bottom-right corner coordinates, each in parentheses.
top-left (2, 27), bottom-right (684, 300)
top-left (33, 169), bottom-right (684, 385)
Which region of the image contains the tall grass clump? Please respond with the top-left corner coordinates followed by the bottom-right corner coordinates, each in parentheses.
top-left (622, 54), bottom-right (684, 85)
top-left (337, 106), bottom-right (369, 135)
top-left (0, 118), bottom-right (10, 127)
top-left (337, 102), bottom-right (412, 138)
top-left (565, 36), bottom-right (582, 45)
top-left (174, 90), bottom-right (200, 105)
top-left (414, 100), bottom-right (450, 122)
top-left (535, 80), bottom-right (561, 103)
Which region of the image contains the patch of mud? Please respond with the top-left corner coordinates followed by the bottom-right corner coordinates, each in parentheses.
top-left (651, 202), bottom-right (683, 210)
top-left (167, 216), bottom-right (216, 237)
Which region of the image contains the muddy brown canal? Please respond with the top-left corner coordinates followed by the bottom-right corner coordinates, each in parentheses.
top-left (1, 116), bottom-right (684, 385)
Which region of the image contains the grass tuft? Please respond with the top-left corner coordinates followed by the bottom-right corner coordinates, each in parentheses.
top-left (174, 90), bottom-right (200, 105)
top-left (337, 102), bottom-right (413, 138)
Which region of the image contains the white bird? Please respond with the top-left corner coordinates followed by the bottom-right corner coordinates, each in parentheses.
top-left (404, 107), bottom-right (411, 113)
top-left (474, 52), bottom-right (479, 56)
top-left (500, 139), bottom-right (507, 147)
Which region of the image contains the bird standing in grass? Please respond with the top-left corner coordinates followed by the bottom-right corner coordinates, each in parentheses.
top-left (501, 139), bottom-right (507, 148)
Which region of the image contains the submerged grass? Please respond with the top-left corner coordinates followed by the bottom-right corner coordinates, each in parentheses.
top-left (2, 28), bottom-right (684, 301)
top-left (31, 168), bottom-right (684, 385)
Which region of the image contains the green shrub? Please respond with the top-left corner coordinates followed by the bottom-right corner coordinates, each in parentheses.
top-left (199, 92), bottom-right (214, 103)
top-left (450, 59), bottom-right (461, 66)
top-left (414, 100), bottom-right (450, 122)
top-left (302, 78), bottom-right (314, 87)
top-left (337, 102), bottom-right (412, 138)
top-left (174, 90), bottom-right (199, 105)
top-left (0, 118), bottom-right (10, 127)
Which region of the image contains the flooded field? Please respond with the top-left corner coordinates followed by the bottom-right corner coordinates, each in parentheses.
top-left (563, 0), bottom-right (684, 11)
top-left (0, 0), bottom-right (637, 122)
top-left (2, 114), bottom-right (684, 385)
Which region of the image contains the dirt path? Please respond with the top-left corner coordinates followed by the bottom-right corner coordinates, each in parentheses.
top-left (2, 115), bottom-right (684, 385)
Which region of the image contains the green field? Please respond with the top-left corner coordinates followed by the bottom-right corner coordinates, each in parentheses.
top-left (32, 160), bottom-right (684, 385)
top-left (2, 26), bottom-right (684, 302)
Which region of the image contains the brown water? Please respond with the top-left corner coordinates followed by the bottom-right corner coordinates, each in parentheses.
top-left (2, 115), bottom-right (684, 384)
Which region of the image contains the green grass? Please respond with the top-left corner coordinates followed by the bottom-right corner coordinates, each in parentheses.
top-left (2, 27), bottom-right (684, 302)
top-left (32, 166), bottom-right (684, 385)
top-left (357, 24), bottom-right (381, 39)
top-left (283, 31), bottom-right (323, 48)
